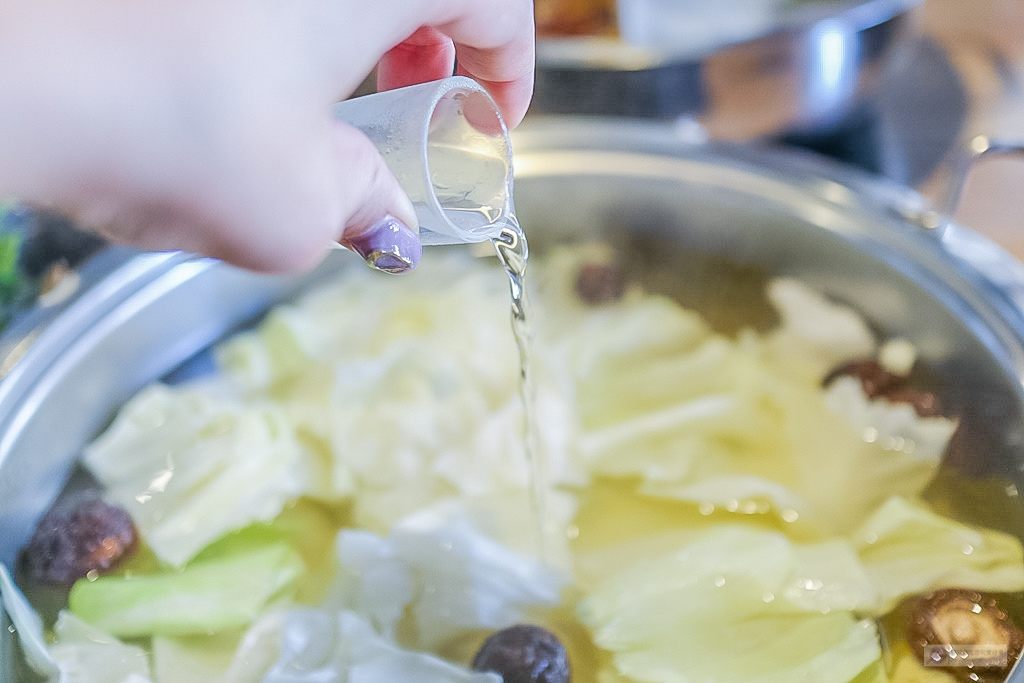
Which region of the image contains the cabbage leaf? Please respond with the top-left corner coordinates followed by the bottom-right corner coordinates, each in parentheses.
top-left (823, 377), bottom-right (958, 464)
top-left (215, 251), bottom-right (584, 535)
top-left (764, 277), bottom-right (876, 380)
top-left (328, 501), bottom-right (568, 651)
top-left (69, 537), bottom-right (303, 638)
top-left (48, 611), bottom-right (153, 683)
top-left (853, 496), bottom-right (1024, 613)
top-left (82, 383), bottom-right (327, 566)
top-left (150, 631), bottom-right (244, 683)
top-left (578, 526), bottom-right (881, 683)
top-left (222, 609), bottom-right (500, 683)
top-left (572, 277), bottom-right (955, 538)
top-left (578, 332), bottom-right (952, 537)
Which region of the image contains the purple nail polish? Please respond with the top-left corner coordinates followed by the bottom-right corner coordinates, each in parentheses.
top-left (344, 215), bottom-right (422, 274)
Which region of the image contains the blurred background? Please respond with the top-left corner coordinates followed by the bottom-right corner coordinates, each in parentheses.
top-left (532, 0), bottom-right (1024, 259)
top-left (3, 0), bottom-right (1023, 336)
top-left (919, 0), bottom-right (1024, 260)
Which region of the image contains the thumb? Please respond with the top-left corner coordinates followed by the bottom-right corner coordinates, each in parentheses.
top-left (331, 119), bottom-right (419, 240)
top-left (331, 121), bottom-right (422, 274)
top-left (241, 119), bottom-right (421, 274)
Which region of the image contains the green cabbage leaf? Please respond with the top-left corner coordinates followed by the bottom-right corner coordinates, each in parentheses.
top-left (69, 534), bottom-right (303, 638)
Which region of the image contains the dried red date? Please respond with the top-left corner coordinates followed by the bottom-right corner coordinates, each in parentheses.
top-left (22, 498), bottom-right (137, 585)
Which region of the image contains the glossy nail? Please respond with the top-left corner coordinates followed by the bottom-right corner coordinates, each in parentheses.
top-left (342, 215), bottom-right (422, 274)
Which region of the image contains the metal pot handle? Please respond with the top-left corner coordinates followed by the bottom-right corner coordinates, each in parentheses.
top-left (935, 136), bottom-right (1024, 326)
top-left (938, 135), bottom-right (1024, 221)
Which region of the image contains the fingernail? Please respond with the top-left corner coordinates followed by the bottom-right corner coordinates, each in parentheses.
top-left (343, 215), bottom-right (422, 274)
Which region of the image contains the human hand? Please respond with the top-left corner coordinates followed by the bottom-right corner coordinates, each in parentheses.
top-left (0, 0), bottom-right (535, 273)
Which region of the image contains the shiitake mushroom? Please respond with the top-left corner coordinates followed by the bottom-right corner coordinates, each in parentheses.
top-left (21, 498), bottom-right (137, 585)
top-left (472, 624), bottom-right (571, 683)
top-left (905, 588), bottom-right (1024, 682)
top-left (574, 261), bottom-right (626, 305)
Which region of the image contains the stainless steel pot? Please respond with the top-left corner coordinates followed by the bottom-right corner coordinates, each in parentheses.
top-left (533, 0), bottom-right (921, 140)
top-left (3, 117), bottom-right (1024, 680)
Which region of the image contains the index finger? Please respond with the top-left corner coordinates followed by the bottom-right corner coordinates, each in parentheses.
top-left (377, 0), bottom-right (535, 127)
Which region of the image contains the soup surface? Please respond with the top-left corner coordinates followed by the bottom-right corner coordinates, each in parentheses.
top-left (8, 244), bottom-right (1024, 683)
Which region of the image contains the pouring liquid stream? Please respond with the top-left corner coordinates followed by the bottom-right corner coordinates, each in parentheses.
top-left (430, 137), bottom-right (554, 562)
top-left (492, 214), bottom-right (552, 563)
